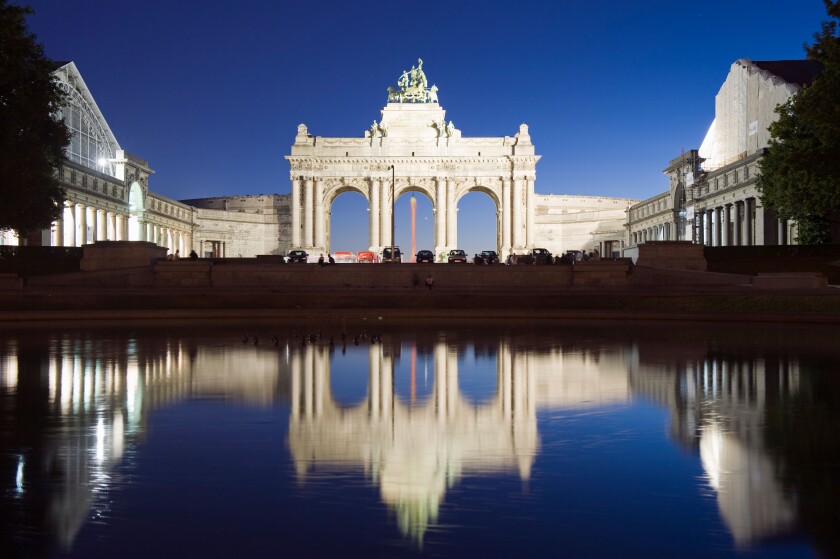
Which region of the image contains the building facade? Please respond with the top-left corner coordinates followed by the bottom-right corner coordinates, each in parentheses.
top-left (1, 62), bottom-right (195, 255)
top-left (626, 59), bottom-right (824, 253)
top-left (3, 60), bottom-right (633, 260)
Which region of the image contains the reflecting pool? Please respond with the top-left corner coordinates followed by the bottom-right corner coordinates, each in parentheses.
top-left (1, 321), bottom-right (837, 558)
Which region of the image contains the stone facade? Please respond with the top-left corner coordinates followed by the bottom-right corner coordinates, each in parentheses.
top-left (627, 59), bottom-right (824, 254)
top-left (287, 103), bottom-right (540, 262)
top-left (183, 195), bottom-right (291, 257)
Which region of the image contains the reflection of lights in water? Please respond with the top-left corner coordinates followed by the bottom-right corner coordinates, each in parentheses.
top-left (72, 357), bottom-right (82, 412)
top-left (84, 366), bottom-right (93, 410)
top-left (16, 455), bottom-right (24, 495)
top-left (126, 363), bottom-right (142, 428)
top-left (1, 355), bottom-right (18, 389)
top-left (96, 417), bottom-right (105, 463)
top-left (61, 357), bottom-right (72, 412)
top-left (113, 411), bottom-right (125, 459)
top-left (700, 422), bottom-right (723, 491)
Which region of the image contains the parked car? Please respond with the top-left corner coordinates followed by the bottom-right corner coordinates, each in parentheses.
top-left (448, 249), bottom-right (468, 263)
top-left (357, 251), bottom-right (378, 263)
top-left (381, 246), bottom-right (402, 263)
top-left (416, 249), bottom-right (434, 263)
top-left (286, 249), bottom-right (308, 263)
top-left (531, 248), bottom-right (553, 265)
top-left (333, 251), bottom-right (357, 263)
top-left (477, 250), bottom-right (499, 264)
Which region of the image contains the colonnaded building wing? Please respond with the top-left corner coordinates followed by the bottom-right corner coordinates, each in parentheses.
top-left (626, 58), bottom-right (825, 253)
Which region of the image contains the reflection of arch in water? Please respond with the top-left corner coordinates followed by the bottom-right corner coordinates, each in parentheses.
top-left (287, 340), bottom-right (539, 542)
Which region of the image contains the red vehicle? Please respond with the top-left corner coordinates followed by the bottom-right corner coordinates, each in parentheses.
top-left (357, 251), bottom-right (378, 263)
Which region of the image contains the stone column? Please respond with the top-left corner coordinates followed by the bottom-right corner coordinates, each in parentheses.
top-left (303, 178), bottom-right (314, 248)
top-left (512, 179), bottom-right (523, 249)
top-left (712, 207), bottom-right (720, 246)
top-left (753, 198), bottom-right (764, 245)
top-left (705, 209), bottom-right (713, 246)
top-left (744, 198), bottom-right (764, 246)
top-left (526, 177), bottom-right (535, 249)
top-left (291, 178), bottom-right (301, 248)
top-left (446, 179), bottom-right (456, 247)
top-left (369, 178), bottom-right (380, 249)
top-left (77, 204), bottom-right (87, 246)
top-left (97, 209), bottom-right (107, 241)
top-left (695, 211), bottom-right (703, 245)
top-left (723, 204), bottom-right (732, 246)
top-left (502, 179), bottom-right (511, 256)
top-left (54, 211), bottom-right (64, 247)
top-left (314, 180), bottom-right (325, 252)
top-left (435, 177), bottom-right (446, 253)
top-left (380, 179), bottom-right (391, 249)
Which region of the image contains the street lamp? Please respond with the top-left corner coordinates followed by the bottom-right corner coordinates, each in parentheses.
top-left (390, 164), bottom-right (395, 263)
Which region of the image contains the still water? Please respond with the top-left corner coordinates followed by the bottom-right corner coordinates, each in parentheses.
top-left (1, 320), bottom-right (837, 558)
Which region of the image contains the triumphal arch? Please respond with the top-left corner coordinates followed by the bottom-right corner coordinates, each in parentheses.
top-left (286, 59), bottom-right (540, 260)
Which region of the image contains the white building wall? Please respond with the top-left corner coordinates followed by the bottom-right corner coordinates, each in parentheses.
top-left (699, 59), bottom-right (801, 171)
top-left (536, 194), bottom-right (635, 254)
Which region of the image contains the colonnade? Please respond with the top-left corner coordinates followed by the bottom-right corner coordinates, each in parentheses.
top-left (52, 201), bottom-right (129, 247)
top-left (48, 201), bottom-right (191, 255)
top-left (695, 198), bottom-right (758, 246)
top-left (694, 197), bottom-right (792, 246)
top-left (290, 175), bottom-right (536, 259)
top-left (631, 196), bottom-right (795, 247)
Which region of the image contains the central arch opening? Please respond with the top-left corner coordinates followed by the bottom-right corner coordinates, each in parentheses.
top-left (457, 190), bottom-right (498, 259)
top-left (394, 190), bottom-right (434, 262)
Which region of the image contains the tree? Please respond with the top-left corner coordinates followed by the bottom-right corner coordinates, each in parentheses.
top-left (0, 1), bottom-right (70, 241)
top-left (758, 0), bottom-right (840, 244)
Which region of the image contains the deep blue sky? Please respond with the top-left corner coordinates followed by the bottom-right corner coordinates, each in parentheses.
top-left (24, 0), bottom-right (828, 255)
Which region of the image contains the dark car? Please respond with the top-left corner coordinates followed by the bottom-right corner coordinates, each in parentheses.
top-left (286, 250), bottom-right (308, 263)
top-left (382, 246), bottom-right (402, 263)
top-left (416, 249), bottom-right (434, 263)
top-left (531, 248), bottom-right (553, 265)
top-left (478, 250), bottom-right (499, 264)
top-left (448, 249), bottom-right (468, 263)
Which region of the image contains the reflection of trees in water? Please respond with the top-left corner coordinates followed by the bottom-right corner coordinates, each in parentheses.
top-left (763, 358), bottom-right (840, 559)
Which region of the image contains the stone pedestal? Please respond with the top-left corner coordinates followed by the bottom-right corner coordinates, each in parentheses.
top-left (635, 241), bottom-right (707, 271)
top-left (80, 241), bottom-right (168, 271)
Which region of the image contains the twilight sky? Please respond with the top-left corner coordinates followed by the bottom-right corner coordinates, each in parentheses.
top-left (24, 0), bottom-right (827, 256)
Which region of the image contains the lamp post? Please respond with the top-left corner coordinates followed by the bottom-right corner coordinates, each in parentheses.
top-left (390, 164), bottom-right (395, 262)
